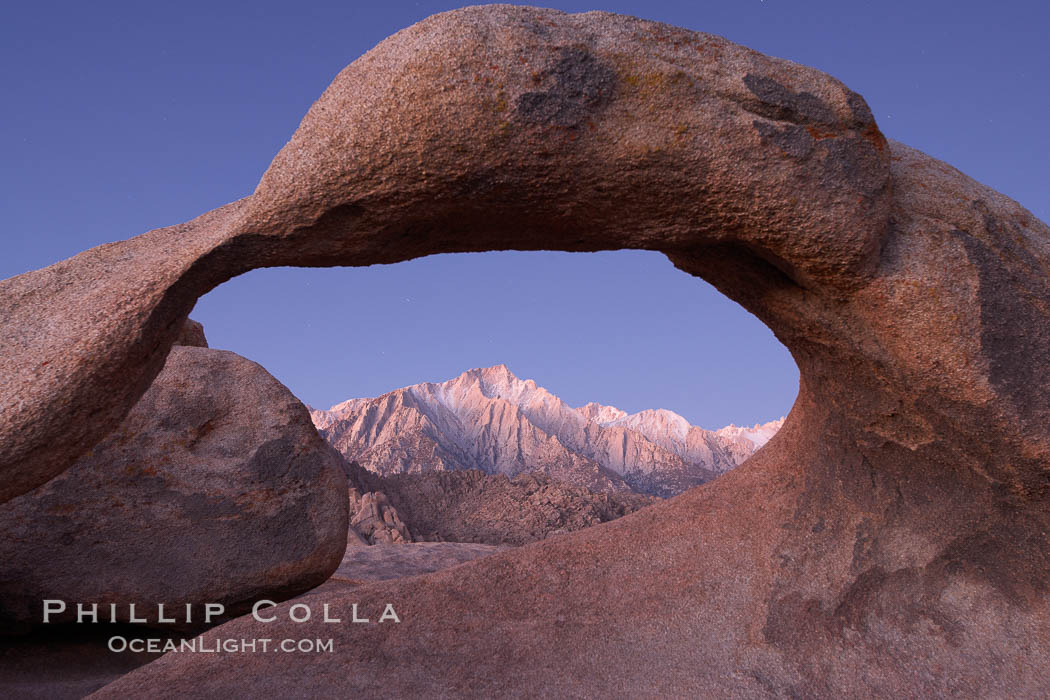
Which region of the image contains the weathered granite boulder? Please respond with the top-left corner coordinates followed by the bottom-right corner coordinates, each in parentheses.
top-left (0, 5), bottom-right (1044, 697)
top-left (0, 344), bottom-right (348, 631)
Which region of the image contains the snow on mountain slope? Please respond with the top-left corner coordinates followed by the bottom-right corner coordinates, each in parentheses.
top-left (312, 365), bottom-right (783, 497)
top-left (714, 419), bottom-right (785, 449)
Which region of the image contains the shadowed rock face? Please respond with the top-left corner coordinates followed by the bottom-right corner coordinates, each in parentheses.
top-left (0, 5), bottom-right (1045, 697)
top-left (347, 462), bottom-right (656, 546)
top-left (0, 345), bottom-right (348, 631)
top-left (173, 318), bottom-right (208, 348)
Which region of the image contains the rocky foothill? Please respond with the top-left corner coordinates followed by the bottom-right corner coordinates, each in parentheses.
top-left (347, 461), bottom-right (656, 546)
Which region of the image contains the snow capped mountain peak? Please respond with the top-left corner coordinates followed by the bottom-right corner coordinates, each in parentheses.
top-left (472, 363), bottom-right (515, 382)
top-left (312, 366), bottom-right (783, 497)
top-left (577, 402), bottom-right (628, 425)
top-left (474, 364), bottom-right (528, 397)
top-left (439, 364), bottom-right (558, 409)
top-left (618, 408), bottom-right (692, 443)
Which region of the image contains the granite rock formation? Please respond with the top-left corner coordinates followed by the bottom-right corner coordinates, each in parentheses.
top-left (0, 5), bottom-right (1043, 697)
top-left (313, 364), bottom-right (783, 496)
top-left (173, 318), bottom-right (208, 348)
top-left (0, 341), bottom-right (348, 630)
top-left (346, 488), bottom-right (412, 545)
top-left (0, 2), bottom-right (888, 506)
top-left (348, 461), bottom-right (656, 546)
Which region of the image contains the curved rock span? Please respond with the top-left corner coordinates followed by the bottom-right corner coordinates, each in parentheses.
top-left (0, 5), bottom-right (1045, 697)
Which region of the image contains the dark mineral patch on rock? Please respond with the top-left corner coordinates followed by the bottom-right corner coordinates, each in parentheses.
top-left (951, 213), bottom-right (1050, 428)
top-left (516, 47), bottom-right (615, 127)
top-left (753, 120), bottom-right (814, 158)
top-left (743, 72), bottom-right (837, 126)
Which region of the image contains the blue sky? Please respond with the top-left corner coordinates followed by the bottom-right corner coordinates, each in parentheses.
top-left (2, 1), bottom-right (1046, 428)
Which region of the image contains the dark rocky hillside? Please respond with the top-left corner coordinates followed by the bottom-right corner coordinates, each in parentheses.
top-left (346, 461), bottom-right (656, 546)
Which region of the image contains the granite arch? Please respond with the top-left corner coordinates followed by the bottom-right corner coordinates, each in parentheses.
top-left (0, 6), bottom-right (1047, 695)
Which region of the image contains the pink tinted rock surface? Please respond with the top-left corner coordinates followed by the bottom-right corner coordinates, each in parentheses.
top-left (331, 542), bottom-right (509, 585)
top-left (0, 5), bottom-right (1043, 697)
top-left (173, 318), bottom-right (208, 348)
top-left (0, 5), bottom-right (888, 504)
top-left (0, 346), bottom-right (348, 630)
top-left (314, 364), bottom-right (771, 496)
top-left (348, 461), bottom-right (656, 546)
top-left (347, 488), bottom-right (413, 545)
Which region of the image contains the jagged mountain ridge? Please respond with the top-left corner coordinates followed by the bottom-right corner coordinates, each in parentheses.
top-left (311, 365), bottom-right (783, 497)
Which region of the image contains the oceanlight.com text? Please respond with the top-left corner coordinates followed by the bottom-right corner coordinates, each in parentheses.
top-left (108, 636), bottom-right (335, 654)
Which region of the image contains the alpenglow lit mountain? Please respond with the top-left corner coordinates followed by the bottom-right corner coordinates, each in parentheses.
top-left (310, 365), bottom-right (783, 497)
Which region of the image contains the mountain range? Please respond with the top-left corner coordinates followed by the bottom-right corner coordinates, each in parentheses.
top-left (311, 365), bottom-right (783, 497)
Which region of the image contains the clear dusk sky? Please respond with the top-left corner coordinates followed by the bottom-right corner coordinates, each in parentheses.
top-left (3, 1), bottom-right (1046, 428)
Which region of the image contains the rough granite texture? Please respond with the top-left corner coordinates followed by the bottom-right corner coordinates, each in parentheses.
top-left (173, 318), bottom-right (208, 348)
top-left (0, 5), bottom-right (1043, 697)
top-left (0, 4), bottom-right (889, 506)
top-left (331, 542), bottom-right (509, 585)
top-left (347, 487), bottom-right (413, 545)
top-left (348, 461), bottom-right (657, 546)
top-left (0, 345), bottom-right (348, 631)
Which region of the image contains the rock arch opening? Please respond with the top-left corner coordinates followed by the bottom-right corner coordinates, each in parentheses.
top-left (189, 248), bottom-right (800, 498)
